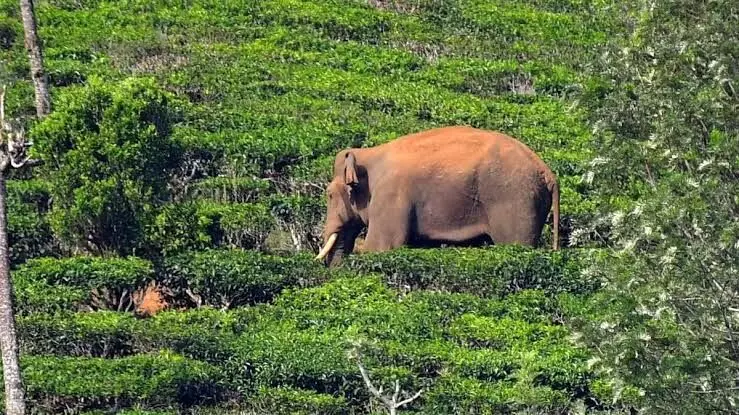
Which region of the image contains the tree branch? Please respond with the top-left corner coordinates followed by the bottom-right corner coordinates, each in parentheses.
top-left (354, 355), bottom-right (423, 414)
top-left (395, 389), bottom-right (425, 408)
top-left (356, 358), bottom-right (393, 408)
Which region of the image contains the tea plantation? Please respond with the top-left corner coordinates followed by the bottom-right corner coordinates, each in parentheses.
top-left (1, 0), bottom-right (644, 413)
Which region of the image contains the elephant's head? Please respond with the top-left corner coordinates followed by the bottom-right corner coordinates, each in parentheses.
top-left (315, 150), bottom-right (368, 267)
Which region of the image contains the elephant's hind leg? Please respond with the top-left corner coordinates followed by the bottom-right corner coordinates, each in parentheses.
top-left (486, 203), bottom-right (542, 247)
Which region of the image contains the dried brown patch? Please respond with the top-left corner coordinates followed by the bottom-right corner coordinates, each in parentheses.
top-left (133, 281), bottom-right (168, 317)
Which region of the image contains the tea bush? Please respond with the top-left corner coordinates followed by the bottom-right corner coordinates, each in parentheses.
top-left (12, 255), bottom-right (155, 313)
top-left (195, 201), bottom-right (276, 250)
top-left (228, 275), bottom-right (619, 412)
top-left (148, 201), bottom-right (216, 257)
top-left (12, 275), bottom-right (87, 315)
top-left (15, 255), bottom-right (154, 290)
top-left (0, 351), bottom-right (223, 413)
top-left (6, 179), bottom-right (56, 265)
top-left (345, 246), bottom-right (601, 298)
top-left (19, 311), bottom-right (137, 357)
top-left (249, 386), bottom-right (349, 415)
top-left (17, 308), bottom-right (246, 361)
top-left (11, 275), bottom-right (631, 413)
top-left (162, 249), bottom-right (329, 309)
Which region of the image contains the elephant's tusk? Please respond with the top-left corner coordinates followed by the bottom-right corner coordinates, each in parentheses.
top-left (315, 233), bottom-right (338, 260)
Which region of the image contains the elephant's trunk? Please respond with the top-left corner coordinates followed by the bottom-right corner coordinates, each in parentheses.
top-left (325, 240), bottom-right (345, 267)
top-left (317, 229), bottom-right (358, 268)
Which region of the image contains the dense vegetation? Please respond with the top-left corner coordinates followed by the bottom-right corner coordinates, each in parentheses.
top-left (0, 0), bottom-right (735, 413)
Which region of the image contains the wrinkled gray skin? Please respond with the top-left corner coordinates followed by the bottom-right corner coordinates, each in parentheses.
top-left (317, 126), bottom-right (560, 267)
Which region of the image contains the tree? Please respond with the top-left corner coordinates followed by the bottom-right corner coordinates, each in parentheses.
top-left (19, 0), bottom-right (50, 117)
top-left (0, 86), bottom-right (41, 415)
top-left (573, 0), bottom-right (739, 413)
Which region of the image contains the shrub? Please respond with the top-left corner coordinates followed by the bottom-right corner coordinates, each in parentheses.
top-left (132, 308), bottom-right (245, 363)
top-left (11, 274), bottom-right (618, 413)
top-left (231, 324), bottom-right (360, 399)
top-left (266, 194), bottom-right (324, 253)
top-left (6, 179), bottom-right (57, 265)
top-left (15, 255), bottom-right (153, 288)
top-left (258, 0), bottom-right (394, 43)
top-left (18, 311), bottom-right (136, 357)
top-left (12, 275), bottom-right (87, 315)
top-left (4, 351), bottom-right (223, 413)
top-left (344, 246), bottom-right (600, 298)
top-left (162, 250), bottom-right (329, 309)
top-left (13, 255), bottom-right (154, 311)
top-left (250, 386), bottom-right (349, 415)
top-left (17, 308), bottom-right (247, 362)
top-left (31, 76), bottom-right (186, 255)
top-left (573, 0), bottom-right (739, 412)
top-left (147, 201), bottom-right (215, 257)
top-left (196, 201), bottom-right (276, 250)
top-left (448, 314), bottom-right (570, 350)
top-left (245, 275), bottom-right (604, 411)
top-left (187, 176), bottom-right (274, 203)
top-left (422, 375), bottom-right (571, 414)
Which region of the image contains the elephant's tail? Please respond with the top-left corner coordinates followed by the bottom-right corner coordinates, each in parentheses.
top-left (549, 177), bottom-right (560, 250)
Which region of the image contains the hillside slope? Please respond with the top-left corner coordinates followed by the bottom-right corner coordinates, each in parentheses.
top-left (0, 0), bottom-right (636, 413)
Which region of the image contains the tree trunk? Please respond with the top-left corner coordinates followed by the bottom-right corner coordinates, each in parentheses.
top-left (0, 173), bottom-right (26, 415)
top-left (19, 0), bottom-right (50, 117)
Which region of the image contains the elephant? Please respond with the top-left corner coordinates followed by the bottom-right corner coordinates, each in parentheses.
top-left (315, 126), bottom-right (560, 267)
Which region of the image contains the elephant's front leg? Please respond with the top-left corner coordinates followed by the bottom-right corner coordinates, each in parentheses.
top-left (362, 203), bottom-right (411, 253)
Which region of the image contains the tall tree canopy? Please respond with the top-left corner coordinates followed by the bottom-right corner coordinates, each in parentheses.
top-left (575, 0), bottom-right (739, 413)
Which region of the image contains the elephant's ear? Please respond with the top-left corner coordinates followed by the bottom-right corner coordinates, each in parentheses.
top-left (344, 152), bottom-right (358, 186)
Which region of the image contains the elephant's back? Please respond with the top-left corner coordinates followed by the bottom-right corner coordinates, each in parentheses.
top-left (382, 126), bottom-right (549, 174)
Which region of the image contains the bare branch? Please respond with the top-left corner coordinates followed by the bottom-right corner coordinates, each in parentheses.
top-left (9, 156), bottom-right (30, 169)
top-left (185, 288), bottom-right (202, 308)
top-left (16, 158), bottom-right (43, 168)
top-left (356, 357), bottom-right (393, 408)
top-left (354, 353), bottom-right (423, 415)
top-left (395, 389), bottom-right (424, 408)
top-left (0, 86), bottom-right (43, 172)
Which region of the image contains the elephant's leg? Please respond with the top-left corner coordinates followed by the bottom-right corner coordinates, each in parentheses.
top-left (362, 201), bottom-right (411, 252)
top-left (486, 202), bottom-right (541, 247)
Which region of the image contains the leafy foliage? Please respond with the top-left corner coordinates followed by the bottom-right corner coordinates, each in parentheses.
top-left (12, 255), bottom-right (154, 313)
top-left (162, 249), bottom-right (329, 309)
top-left (30, 76), bottom-right (185, 255)
top-left (571, 0), bottom-right (739, 413)
top-left (6, 179), bottom-right (56, 265)
top-left (346, 246), bottom-right (601, 298)
top-left (249, 386), bottom-right (348, 415)
top-left (0, 0), bottom-right (696, 413)
top-left (12, 275), bottom-right (630, 413)
top-left (0, 351), bottom-right (222, 413)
